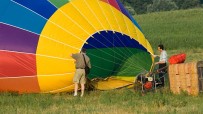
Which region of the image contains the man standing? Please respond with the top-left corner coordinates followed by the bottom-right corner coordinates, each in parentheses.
top-left (154, 44), bottom-right (167, 87)
top-left (71, 48), bottom-right (91, 97)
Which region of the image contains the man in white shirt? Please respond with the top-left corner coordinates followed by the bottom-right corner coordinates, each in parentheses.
top-left (153, 44), bottom-right (167, 87)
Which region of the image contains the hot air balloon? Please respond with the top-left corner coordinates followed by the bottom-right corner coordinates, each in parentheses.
top-left (0, 0), bottom-right (154, 93)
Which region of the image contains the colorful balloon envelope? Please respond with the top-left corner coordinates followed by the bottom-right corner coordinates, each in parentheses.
top-left (0, 0), bottom-right (154, 93)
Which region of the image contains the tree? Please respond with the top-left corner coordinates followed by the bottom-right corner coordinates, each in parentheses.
top-left (130, 0), bottom-right (153, 14)
top-left (119, 0), bottom-right (136, 15)
top-left (173, 0), bottom-right (200, 9)
top-left (147, 0), bottom-right (178, 13)
top-left (120, 0), bottom-right (127, 4)
top-left (125, 5), bottom-right (136, 15)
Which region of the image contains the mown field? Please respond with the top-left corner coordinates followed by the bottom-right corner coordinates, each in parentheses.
top-left (135, 8), bottom-right (203, 50)
top-left (0, 88), bottom-right (203, 114)
top-left (1, 9), bottom-right (203, 113)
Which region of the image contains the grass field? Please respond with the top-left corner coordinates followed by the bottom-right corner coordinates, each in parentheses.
top-left (134, 8), bottom-right (203, 50)
top-left (1, 9), bottom-right (203, 113)
top-left (0, 88), bottom-right (203, 114)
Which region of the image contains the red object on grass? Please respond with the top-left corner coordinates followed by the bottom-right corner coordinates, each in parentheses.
top-left (144, 81), bottom-right (153, 90)
top-left (168, 53), bottom-right (186, 64)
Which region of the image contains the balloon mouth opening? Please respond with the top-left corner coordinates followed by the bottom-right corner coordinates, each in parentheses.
top-left (81, 30), bottom-right (151, 80)
top-left (82, 30), bottom-right (147, 51)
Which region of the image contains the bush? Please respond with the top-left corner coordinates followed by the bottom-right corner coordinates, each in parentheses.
top-left (132, 0), bottom-right (153, 14)
top-left (125, 5), bottom-right (136, 15)
top-left (147, 0), bottom-right (178, 13)
top-left (173, 0), bottom-right (200, 9)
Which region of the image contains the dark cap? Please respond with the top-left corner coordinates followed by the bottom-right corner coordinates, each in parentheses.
top-left (81, 48), bottom-right (86, 53)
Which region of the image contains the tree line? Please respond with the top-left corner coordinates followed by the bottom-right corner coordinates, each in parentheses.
top-left (120, 0), bottom-right (202, 15)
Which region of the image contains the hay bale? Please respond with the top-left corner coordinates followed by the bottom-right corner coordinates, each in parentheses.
top-left (184, 63), bottom-right (190, 74)
top-left (179, 64), bottom-right (185, 75)
top-left (168, 61), bottom-right (202, 96)
top-left (191, 74), bottom-right (199, 84)
top-left (174, 64), bottom-right (179, 75)
top-left (185, 74), bottom-right (191, 87)
top-left (169, 65), bottom-right (174, 75)
top-left (175, 74), bottom-right (181, 94)
top-left (180, 77), bottom-right (187, 91)
top-left (189, 62), bottom-right (198, 74)
top-left (190, 88), bottom-right (199, 96)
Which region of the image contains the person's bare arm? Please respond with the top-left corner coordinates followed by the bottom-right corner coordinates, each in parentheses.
top-left (151, 54), bottom-right (159, 58)
top-left (155, 61), bottom-right (165, 65)
top-left (88, 61), bottom-right (91, 68)
top-left (71, 54), bottom-right (78, 59)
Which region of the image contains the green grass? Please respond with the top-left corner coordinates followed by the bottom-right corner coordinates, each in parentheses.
top-left (134, 8), bottom-right (203, 50)
top-left (166, 48), bottom-right (203, 62)
top-left (0, 89), bottom-right (203, 113)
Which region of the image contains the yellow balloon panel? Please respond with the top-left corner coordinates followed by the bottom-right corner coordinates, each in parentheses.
top-left (36, 56), bottom-right (75, 75)
top-left (69, 0), bottom-right (104, 32)
top-left (37, 36), bottom-right (80, 59)
top-left (59, 0), bottom-right (143, 47)
top-left (114, 76), bottom-right (135, 82)
top-left (40, 19), bottom-right (86, 46)
top-left (100, 1), bottom-right (130, 34)
top-left (121, 15), bottom-right (139, 40)
top-left (136, 30), bottom-right (147, 48)
top-left (60, 3), bottom-right (96, 35)
top-left (86, 0), bottom-right (111, 30)
top-left (109, 4), bottom-right (128, 34)
top-left (99, 2), bottom-right (119, 31)
top-left (49, 10), bottom-right (92, 40)
top-left (98, 1), bottom-right (141, 43)
top-left (37, 74), bottom-right (74, 92)
top-left (146, 40), bottom-right (154, 55)
top-left (45, 84), bottom-right (75, 93)
top-left (94, 78), bottom-right (133, 90)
